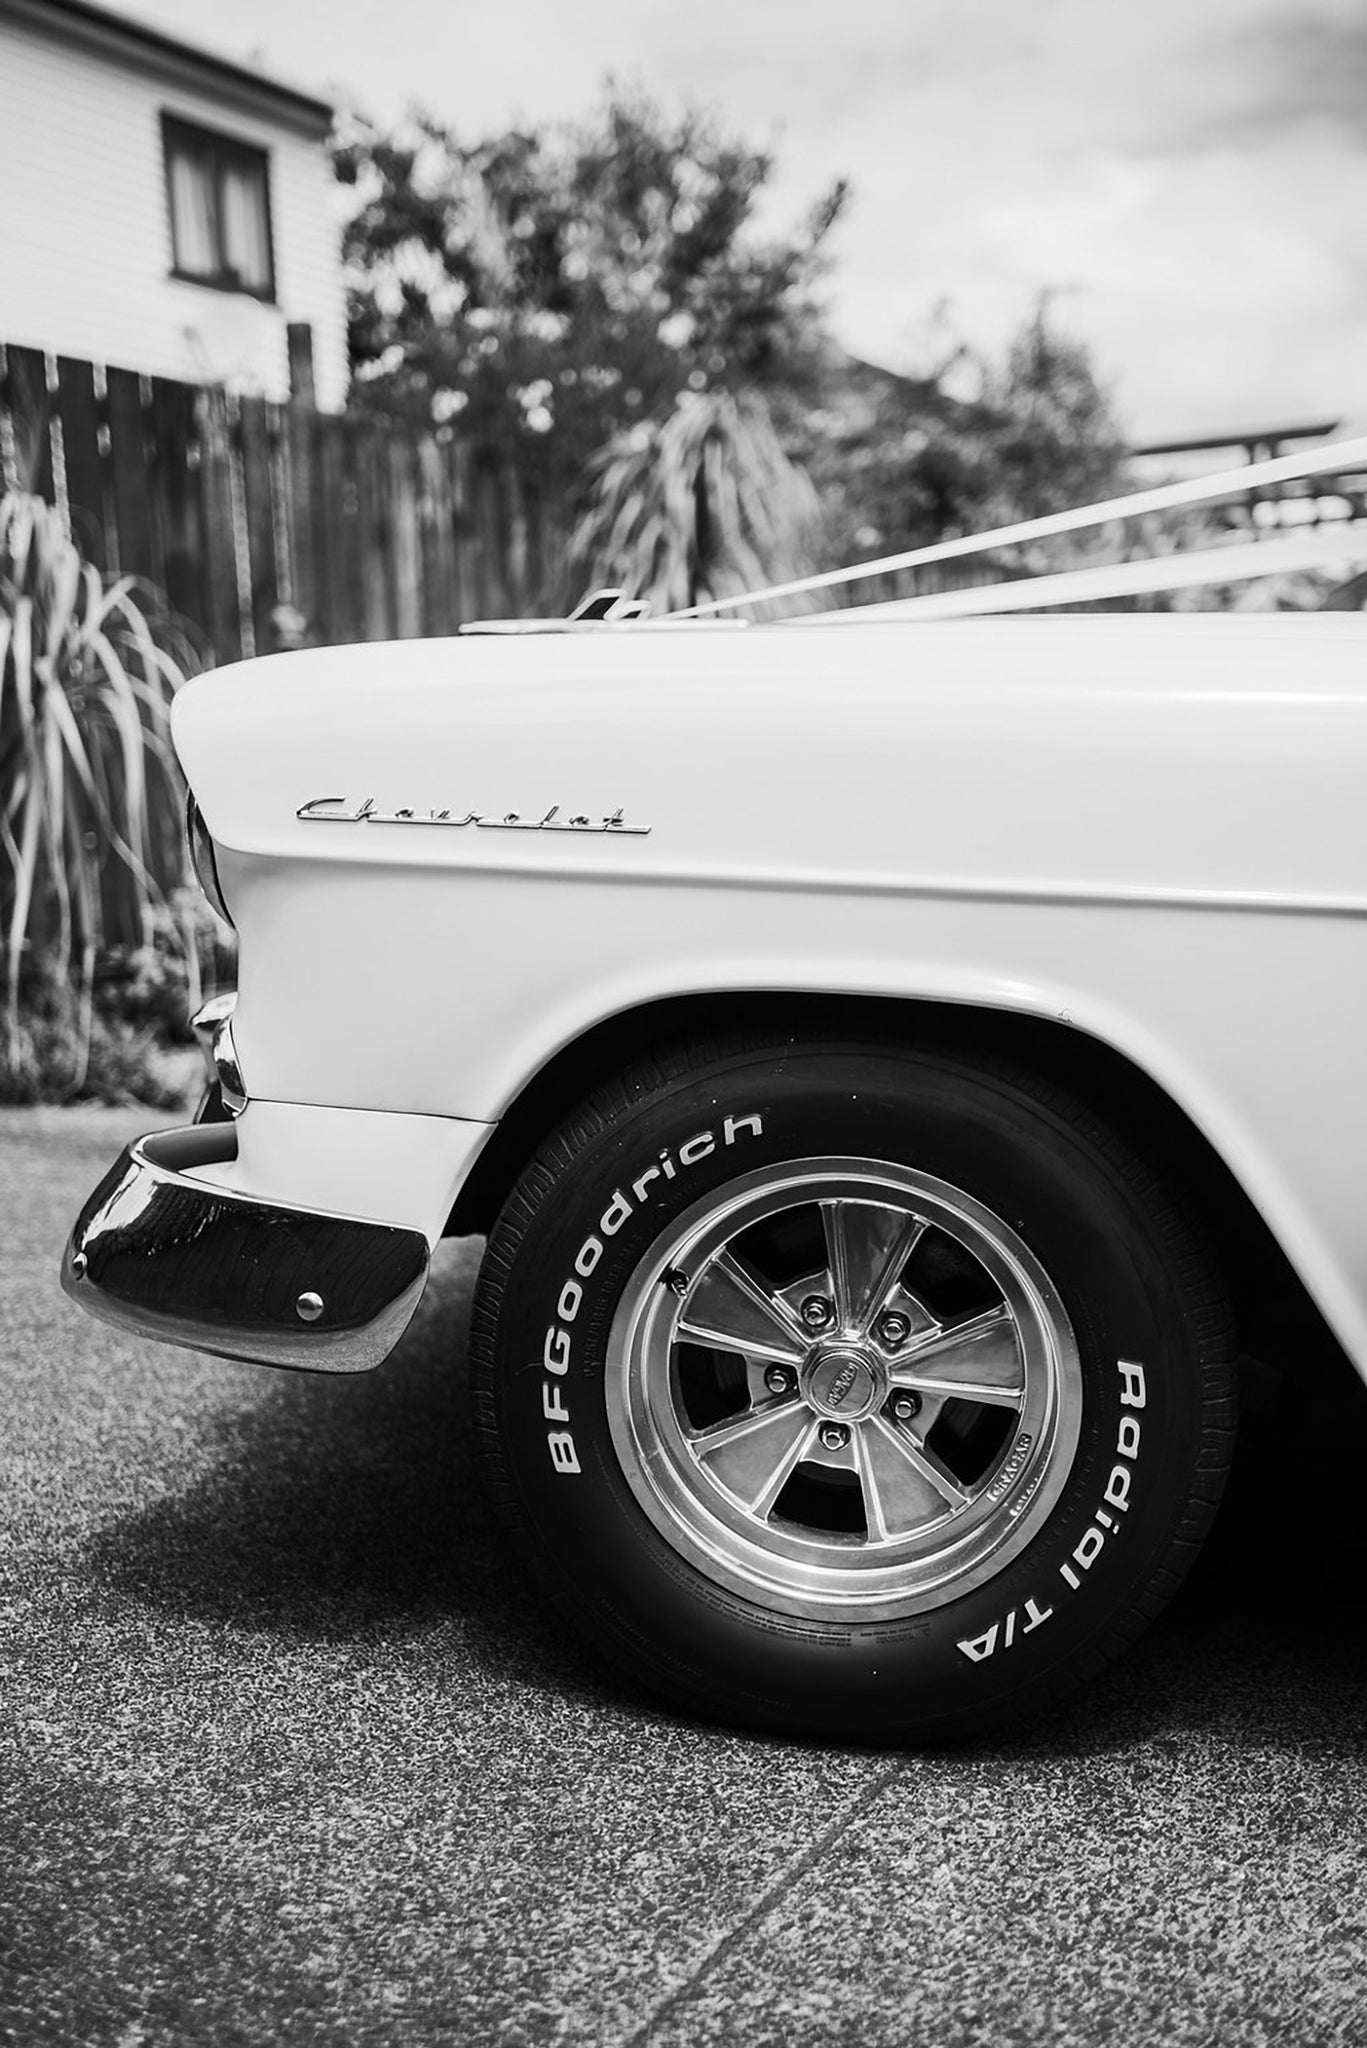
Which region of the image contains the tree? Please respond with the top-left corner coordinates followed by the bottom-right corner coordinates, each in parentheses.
top-left (333, 89), bottom-right (845, 516)
top-left (801, 301), bottom-right (1130, 570)
top-left (335, 93), bottom-right (1131, 611)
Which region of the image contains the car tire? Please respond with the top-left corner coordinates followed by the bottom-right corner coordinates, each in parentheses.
top-left (468, 1031), bottom-right (1236, 1741)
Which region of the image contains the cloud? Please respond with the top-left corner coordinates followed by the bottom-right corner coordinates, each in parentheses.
top-left (120, 0), bottom-right (1367, 435)
top-left (726, 0), bottom-right (1367, 430)
top-left (1187, 3), bottom-right (1367, 147)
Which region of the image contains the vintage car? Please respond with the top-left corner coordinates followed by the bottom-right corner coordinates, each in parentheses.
top-left (62, 442), bottom-right (1367, 1741)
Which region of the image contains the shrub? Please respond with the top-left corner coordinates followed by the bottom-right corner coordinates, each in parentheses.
top-left (0, 965), bottom-right (192, 1109)
top-left (571, 388), bottom-right (822, 614)
top-left (0, 492), bottom-right (206, 1098)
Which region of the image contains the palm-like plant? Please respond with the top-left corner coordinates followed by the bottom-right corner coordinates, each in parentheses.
top-left (571, 388), bottom-right (823, 615)
top-left (0, 494), bottom-right (191, 1086)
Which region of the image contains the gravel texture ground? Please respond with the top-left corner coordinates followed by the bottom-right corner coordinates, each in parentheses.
top-left (3, 1104), bottom-right (1367, 2047)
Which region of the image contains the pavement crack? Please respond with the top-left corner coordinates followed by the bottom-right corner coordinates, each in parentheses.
top-left (625, 1756), bottom-right (907, 2047)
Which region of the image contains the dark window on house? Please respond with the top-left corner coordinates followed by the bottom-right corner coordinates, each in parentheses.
top-left (163, 115), bottom-right (275, 299)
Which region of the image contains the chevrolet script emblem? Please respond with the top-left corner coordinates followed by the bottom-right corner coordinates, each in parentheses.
top-left (297, 797), bottom-right (650, 836)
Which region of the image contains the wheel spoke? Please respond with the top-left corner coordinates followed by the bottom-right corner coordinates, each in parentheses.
top-left (690, 1403), bottom-right (818, 1516)
top-left (820, 1201), bottom-right (929, 1331)
top-left (678, 1253), bottom-right (806, 1367)
top-left (894, 1306), bottom-right (1023, 1404)
top-left (903, 1374), bottom-right (1024, 1408)
top-left (855, 1415), bottom-right (967, 1537)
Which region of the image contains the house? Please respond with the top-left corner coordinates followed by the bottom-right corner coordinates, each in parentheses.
top-left (0, 0), bottom-right (348, 409)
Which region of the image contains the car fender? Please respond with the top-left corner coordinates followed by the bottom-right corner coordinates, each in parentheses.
top-left (172, 615), bottom-right (1367, 1377)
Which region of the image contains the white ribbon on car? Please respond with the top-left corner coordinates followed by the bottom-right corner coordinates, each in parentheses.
top-left (660, 431), bottom-right (1367, 621)
top-left (786, 521), bottom-right (1367, 623)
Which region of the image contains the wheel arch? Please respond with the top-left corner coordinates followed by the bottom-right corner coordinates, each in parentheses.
top-left (443, 987), bottom-right (1342, 1379)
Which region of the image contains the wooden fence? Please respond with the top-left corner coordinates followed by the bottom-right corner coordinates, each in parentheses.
top-left (0, 342), bottom-right (563, 665)
top-left (0, 341), bottom-right (1032, 665)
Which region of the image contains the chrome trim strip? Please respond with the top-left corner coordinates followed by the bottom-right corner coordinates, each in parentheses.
top-left (185, 793), bottom-right (234, 928)
top-left (61, 1122), bottom-right (429, 1375)
top-left (190, 990), bottom-right (236, 1085)
top-left (212, 1010), bottom-right (247, 1114)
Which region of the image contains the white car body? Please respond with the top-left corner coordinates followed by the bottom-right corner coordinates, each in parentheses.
top-left (153, 609), bottom-right (1367, 1381)
top-left (60, 424), bottom-right (1367, 1736)
top-left (59, 574), bottom-right (1367, 1737)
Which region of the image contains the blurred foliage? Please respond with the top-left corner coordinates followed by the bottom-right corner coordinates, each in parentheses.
top-left (1318, 568), bottom-right (1367, 610)
top-left (334, 86), bottom-right (1135, 605)
top-left (334, 87), bottom-right (843, 508)
top-left (94, 893), bottom-right (235, 1045)
top-left (573, 388), bottom-right (822, 612)
top-left (798, 302), bottom-right (1129, 570)
top-left (0, 493), bottom-right (219, 1101)
top-left (0, 911), bottom-right (210, 1107)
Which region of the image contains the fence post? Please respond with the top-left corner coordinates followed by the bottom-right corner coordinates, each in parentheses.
top-left (105, 367), bottom-right (155, 585)
top-left (237, 396), bottom-right (279, 655)
top-left (148, 375), bottom-right (208, 652)
top-left (285, 324), bottom-right (319, 636)
top-left (195, 388), bottom-right (243, 663)
top-left (55, 356), bottom-right (110, 570)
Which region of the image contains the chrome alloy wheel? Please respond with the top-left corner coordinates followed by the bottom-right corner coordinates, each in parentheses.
top-left (606, 1158), bottom-right (1082, 1621)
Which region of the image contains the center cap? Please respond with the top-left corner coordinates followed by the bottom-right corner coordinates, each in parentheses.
top-left (804, 1344), bottom-right (883, 1423)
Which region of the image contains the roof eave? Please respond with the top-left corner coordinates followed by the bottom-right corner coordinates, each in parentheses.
top-left (1, 0), bottom-right (333, 138)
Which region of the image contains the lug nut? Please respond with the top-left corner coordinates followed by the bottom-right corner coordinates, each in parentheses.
top-left (891, 1392), bottom-right (921, 1423)
top-left (877, 1311), bottom-right (912, 1349)
top-left (764, 1365), bottom-right (795, 1395)
top-left (818, 1422), bottom-right (850, 1452)
top-left (800, 1294), bottom-right (835, 1331)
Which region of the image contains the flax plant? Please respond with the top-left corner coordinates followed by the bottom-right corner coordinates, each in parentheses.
top-left (0, 494), bottom-right (190, 1088)
top-left (571, 389), bottom-right (823, 617)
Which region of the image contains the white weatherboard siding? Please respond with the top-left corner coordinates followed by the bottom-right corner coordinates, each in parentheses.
top-left (0, 17), bottom-right (348, 409)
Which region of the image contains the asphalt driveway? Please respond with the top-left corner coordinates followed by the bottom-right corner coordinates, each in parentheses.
top-left (3, 1106), bottom-right (1366, 2047)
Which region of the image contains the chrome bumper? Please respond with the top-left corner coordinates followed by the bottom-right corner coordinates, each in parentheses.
top-left (61, 1121), bottom-right (429, 1374)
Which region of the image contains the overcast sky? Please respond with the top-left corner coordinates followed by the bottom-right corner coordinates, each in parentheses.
top-left (124, 0), bottom-right (1366, 441)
